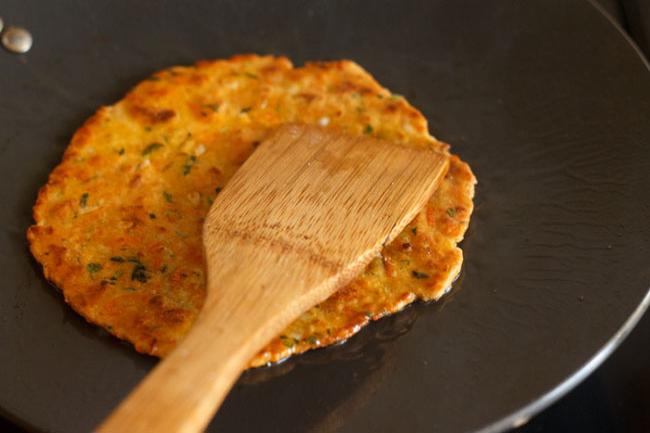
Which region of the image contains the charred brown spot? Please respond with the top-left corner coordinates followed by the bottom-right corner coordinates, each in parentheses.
top-left (406, 108), bottom-right (421, 119)
top-left (208, 166), bottom-right (221, 178)
top-left (153, 109), bottom-right (175, 122)
top-left (46, 244), bottom-right (66, 266)
top-left (296, 92), bottom-right (317, 103)
top-left (187, 74), bottom-right (205, 85)
top-left (333, 80), bottom-right (358, 93)
top-left (169, 270), bottom-right (188, 285)
top-left (122, 213), bottom-right (144, 229)
top-left (261, 64), bottom-right (281, 74)
top-left (129, 174), bottom-right (142, 188)
top-left (162, 308), bottom-right (189, 325)
top-left (83, 283), bottom-right (107, 303)
top-left (385, 103), bottom-right (399, 113)
top-left (148, 295), bottom-right (164, 308)
top-left (130, 106), bottom-right (176, 124)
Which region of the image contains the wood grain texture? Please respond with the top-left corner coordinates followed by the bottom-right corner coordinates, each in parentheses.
top-left (96, 124), bottom-right (449, 433)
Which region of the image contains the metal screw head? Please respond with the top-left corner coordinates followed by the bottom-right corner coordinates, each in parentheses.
top-left (2, 26), bottom-right (33, 54)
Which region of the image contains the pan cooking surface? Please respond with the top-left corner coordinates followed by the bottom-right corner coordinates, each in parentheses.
top-left (0, 1), bottom-right (649, 432)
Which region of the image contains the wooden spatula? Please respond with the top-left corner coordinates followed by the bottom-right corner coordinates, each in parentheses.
top-left (97, 123), bottom-right (449, 433)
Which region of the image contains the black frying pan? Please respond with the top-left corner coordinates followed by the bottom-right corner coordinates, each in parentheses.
top-left (1, 1), bottom-right (649, 432)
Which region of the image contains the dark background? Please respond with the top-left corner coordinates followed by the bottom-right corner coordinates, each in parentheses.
top-left (1, 0), bottom-right (648, 432)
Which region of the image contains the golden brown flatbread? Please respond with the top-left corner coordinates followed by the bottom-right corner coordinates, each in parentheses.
top-left (27, 55), bottom-right (476, 367)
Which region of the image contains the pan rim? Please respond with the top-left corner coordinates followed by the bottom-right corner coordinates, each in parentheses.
top-left (474, 4), bottom-right (650, 432)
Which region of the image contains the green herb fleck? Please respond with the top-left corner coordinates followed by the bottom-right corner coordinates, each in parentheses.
top-left (131, 263), bottom-right (149, 283)
top-left (123, 287), bottom-right (137, 292)
top-left (364, 124), bottom-right (373, 135)
top-left (364, 311), bottom-right (373, 319)
top-left (142, 142), bottom-right (163, 156)
top-left (144, 126), bottom-right (152, 132)
top-left (306, 335), bottom-right (319, 345)
top-left (163, 191), bottom-right (173, 203)
top-left (240, 107), bottom-right (252, 114)
top-left (280, 336), bottom-right (295, 348)
top-left (110, 256), bottom-right (125, 263)
top-left (110, 270), bottom-right (124, 280)
top-left (446, 207), bottom-right (457, 218)
top-left (117, 148), bottom-right (125, 155)
top-left (204, 103), bottom-right (220, 112)
top-left (149, 213), bottom-right (156, 219)
top-left (390, 93), bottom-right (403, 100)
top-left (411, 227), bottom-right (417, 235)
top-left (411, 270), bottom-right (430, 279)
top-left (160, 264), bottom-right (168, 273)
top-left (79, 192), bottom-right (89, 208)
top-left (215, 186), bottom-right (222, 194)
top-left (182, 155), bottom-right (197, 175)
top-left (244, 72), bottom-right (259, 79)
top-left (87, 263), bottom-right (102, 274)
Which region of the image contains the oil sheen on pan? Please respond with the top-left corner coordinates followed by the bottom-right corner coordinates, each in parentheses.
top-left (27, 55), bottom-right (476, 367)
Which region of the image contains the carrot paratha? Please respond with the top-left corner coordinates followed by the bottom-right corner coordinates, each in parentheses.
top-left (27, 55), bottom-right (476, 367)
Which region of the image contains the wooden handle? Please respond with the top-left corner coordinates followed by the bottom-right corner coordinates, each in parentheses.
top-left (95, 307), bottom-right (252, 433)
top-left (96, 265), bottom-right (298, 433)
